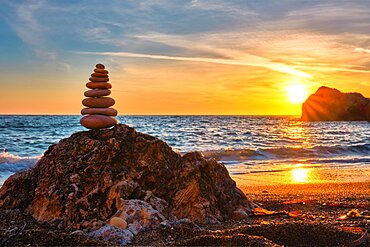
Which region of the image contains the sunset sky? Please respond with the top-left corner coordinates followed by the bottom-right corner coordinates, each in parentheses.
top-left (1, 0), bottom-right (370, 115)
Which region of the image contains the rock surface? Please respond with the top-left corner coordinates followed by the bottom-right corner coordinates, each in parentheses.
top-left (94, 68), bottom-right (109, 74)
top-left (81, 107), bottom-right (118, 116)
top-left (84, 89), bottom-right (111, 97)
top-left (89, 77), bottom-right (109, 82)
top-left (82, 97), bottom-right (115, 108)
top-left (91, 72), bottom-right (109, 78)
top-left (96, 63), bottom-right (105, 69)
top-left (0, 124), bottom-right (254, 239)
top-left (80, 115), bottom-right (118, 129)
top-left (86, 82), bottom-right (112, 89)
top-left (301, 86), bottom-right (370, 121)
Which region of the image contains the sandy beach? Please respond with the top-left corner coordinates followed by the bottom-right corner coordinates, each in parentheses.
top-left (2, 180), bottom-right (369, 246)
top-left (129, 180), bottom-right (369, 246)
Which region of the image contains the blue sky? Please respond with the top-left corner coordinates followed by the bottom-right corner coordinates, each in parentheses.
top-left (1, 0), bottom-right (370, 114)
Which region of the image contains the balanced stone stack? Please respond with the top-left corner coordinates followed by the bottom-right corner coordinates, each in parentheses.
top-left (80, 64), bottom-right (118, 129)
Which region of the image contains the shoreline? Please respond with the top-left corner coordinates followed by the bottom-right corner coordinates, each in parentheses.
top-left (230, 164), bottom-right (370, 186)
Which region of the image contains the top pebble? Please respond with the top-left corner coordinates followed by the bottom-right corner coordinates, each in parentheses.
top-left (96, 64), bottom-right (105, 69)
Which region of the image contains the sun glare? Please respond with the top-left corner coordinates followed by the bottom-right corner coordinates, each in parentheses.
top-left (286, 84), bottom-right (309, 104)
top-left (291, 168), bottom-right (309, 183)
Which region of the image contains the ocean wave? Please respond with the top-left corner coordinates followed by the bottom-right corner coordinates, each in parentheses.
top-left (0, 151), bottom-right (39, 173)
top-left (202, 144), bottom-right (370, 161)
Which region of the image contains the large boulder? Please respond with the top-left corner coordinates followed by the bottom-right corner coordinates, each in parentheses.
top-left (301, 86), bottom-right (370, 121)
top-left (0, 124), bottom-right (254, 234)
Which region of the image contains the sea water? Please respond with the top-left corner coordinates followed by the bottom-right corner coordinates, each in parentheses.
top-left (0, 115), bottom-right (369, 185)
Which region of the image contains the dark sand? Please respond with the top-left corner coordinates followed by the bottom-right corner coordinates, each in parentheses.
top-left (131, 181), bottom-right (370, 246)
top-left (1, 181), bottom-right (369, 246)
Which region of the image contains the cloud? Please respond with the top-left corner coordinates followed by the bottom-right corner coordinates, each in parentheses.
top-left (3, 1), bottom-right (370, 82)
top-left (10, 0), bottom-right (44, 46)
top-left (360, 81), bottom-right (370, 87)
top-left (128, 30), bottom-right (370, 76)
top-left (75, 50), bottom-right (312, 78)
top-left (35, 49), bottom-right (57, 60)
top-left (295, 65), bottom-right (370, 74)
top-left (355, 47), bottom-right (370, 54)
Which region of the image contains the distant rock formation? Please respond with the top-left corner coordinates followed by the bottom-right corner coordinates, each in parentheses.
top-left (0, 124), bottom-right (254, 243)
top-left (301, 86), bottom-right (370, 121)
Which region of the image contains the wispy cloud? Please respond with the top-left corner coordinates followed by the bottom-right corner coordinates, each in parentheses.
top-left (75, 50), bottom-right (312, 78)
top-left (355, 48), bottom-right (370, 54)
top-left (3, 0), bottom-right (70, 70)
top-left (11, 0), bottom-right (44, 46)
top-left (35, 49), bottom-right (57, 60)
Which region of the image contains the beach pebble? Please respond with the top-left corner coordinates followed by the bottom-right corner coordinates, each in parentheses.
top-left (82, 97), bottom-right (115, 108)
top-left (91, 72), bottom-right (109, 78)
top-left (109, 217), bottom-right (128, 229)
top-left (80, 115), bottom-right (117, 129)
top-left (84, 89), bottom-right (111, 97)
top-left (96, 64), bottom-right (105, 69)
top-left (86, 82), bottom-right (112, 89)
top-left (89, 77), bottom-right (109, 82)
top-left (81, 107), bottom-right (118, 116)
top-left (94, 68), bottom-right (109, 74)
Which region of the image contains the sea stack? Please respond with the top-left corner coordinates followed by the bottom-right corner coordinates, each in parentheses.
top-left (301, 86), bottom-right (370, 121)
top-left (80, 64), bottom-right (118, 129)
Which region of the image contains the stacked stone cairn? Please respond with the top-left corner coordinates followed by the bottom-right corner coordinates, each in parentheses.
top-left (80, 64), bottom-right (118, 129)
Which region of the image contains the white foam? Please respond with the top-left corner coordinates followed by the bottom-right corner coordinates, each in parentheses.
top-left (0, 152), bottom-right (40, 173)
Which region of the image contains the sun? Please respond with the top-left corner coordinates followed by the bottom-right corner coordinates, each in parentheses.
top-left (291, 168), bottom-right (309, 183)
top-left (286, 84), bottom-right (309, 104)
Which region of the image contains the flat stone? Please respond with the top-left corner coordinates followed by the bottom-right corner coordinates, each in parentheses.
top-left (80, 115), bottom-right (117, 129)
top-left (109, 217), bottom-right (127, 229)
top-left (96, 64), bottom-right (105, 69)
top-left (86, 82), bottom-right (112, 89)
top-left (82, 97), bottom-right (115, 108)
top-left (91, 73), bottom-right (108, 78)
top-left (94, 69), bottom-right (109, 74)
top-left (84, 89), bottom-right (111, 97)
top-left (89, 77), bottom-right (109, 82)
top-left (81, 107), bottom-right (118, 116)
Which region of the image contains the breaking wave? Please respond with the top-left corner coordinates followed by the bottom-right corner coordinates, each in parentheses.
top-left (202, 144), bottom-right (370, 162)
top-left (0, 151), bottom-right (39, 173)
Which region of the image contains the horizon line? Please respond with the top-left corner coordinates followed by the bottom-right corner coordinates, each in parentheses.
top-left (0, 114), bottom-right (300, 117)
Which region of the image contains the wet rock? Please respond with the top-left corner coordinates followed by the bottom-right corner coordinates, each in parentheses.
top-left (302, 86), bottom-right (370, 121)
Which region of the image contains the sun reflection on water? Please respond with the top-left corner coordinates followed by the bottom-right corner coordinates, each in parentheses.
top-left (281, 121), bottom-right (313, 150)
